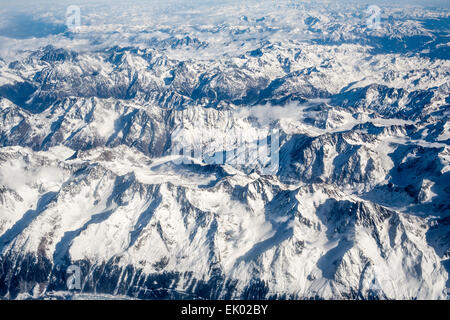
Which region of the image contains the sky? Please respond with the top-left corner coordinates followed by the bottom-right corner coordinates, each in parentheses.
top-left (0, 0), bottom-right (449, 10)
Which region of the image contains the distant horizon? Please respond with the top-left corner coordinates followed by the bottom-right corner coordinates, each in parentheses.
top-left (0, 0), bottom-right (449, 7)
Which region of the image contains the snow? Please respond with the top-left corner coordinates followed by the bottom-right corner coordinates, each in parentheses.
top-left (0, 0), bottom-right (448, 300)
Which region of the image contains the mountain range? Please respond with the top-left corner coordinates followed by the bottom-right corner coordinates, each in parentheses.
top-left (0, 0), bottom-right (448, 299)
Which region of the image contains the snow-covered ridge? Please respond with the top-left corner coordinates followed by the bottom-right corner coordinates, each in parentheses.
top-left (0, 146), bottom-right (447, 299)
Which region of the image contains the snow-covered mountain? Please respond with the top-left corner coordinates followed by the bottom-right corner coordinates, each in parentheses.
top-left (0, 0), bottom-right (449, 300)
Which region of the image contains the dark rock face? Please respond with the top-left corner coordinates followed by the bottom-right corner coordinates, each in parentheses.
top-left (0, 254), bottom-right (272, 300)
